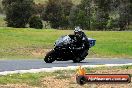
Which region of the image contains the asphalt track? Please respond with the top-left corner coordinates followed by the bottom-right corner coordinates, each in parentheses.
top-left (0, 58), bottom-right (132, 72)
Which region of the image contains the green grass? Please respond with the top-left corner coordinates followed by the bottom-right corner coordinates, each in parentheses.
top-left (0, 72), bottom-right (54, 87)
top-left (0, 27), bottom-right (73, 59)
top-left (90, 31), bottom-right (132, 58)
top-left (0, 70), bottom-right (74, 87)
top-left (0, 27), bottom-right (132, 59)
top-left (85, 65), bottom-right (132, 71)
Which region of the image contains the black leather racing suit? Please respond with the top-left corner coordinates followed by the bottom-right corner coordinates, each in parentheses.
top-left (69, 32), bottom-right (89, 58)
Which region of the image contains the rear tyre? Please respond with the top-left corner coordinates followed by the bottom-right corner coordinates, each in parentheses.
top-left (73, 50), bottom-right (88, 63)
top-left (44, 50), bottom-right (55, 63)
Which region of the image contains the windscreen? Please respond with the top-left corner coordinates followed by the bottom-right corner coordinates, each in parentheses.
top-left (55, 35), bottom-right (71, 46)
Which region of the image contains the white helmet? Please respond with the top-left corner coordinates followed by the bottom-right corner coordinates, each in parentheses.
top-left (74, 26), bottom-right (83, 38)
top-left (74, 26), bottom-right (82, 33)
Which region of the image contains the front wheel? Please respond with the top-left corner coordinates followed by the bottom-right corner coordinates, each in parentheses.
top-left (44, 50), bottom-right (55, 63)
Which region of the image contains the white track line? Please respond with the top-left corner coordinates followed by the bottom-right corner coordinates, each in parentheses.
top-left (0, 63), bottom-right (132, 75)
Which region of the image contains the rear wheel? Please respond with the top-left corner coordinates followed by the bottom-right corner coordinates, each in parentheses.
top-left (44, 50), bottom-right (55, 63)
top-left (73, 50), bottom-right (88, 63)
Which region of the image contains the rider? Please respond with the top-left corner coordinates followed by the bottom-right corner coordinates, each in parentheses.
top-left (71, 26), bottom-right (90, 58)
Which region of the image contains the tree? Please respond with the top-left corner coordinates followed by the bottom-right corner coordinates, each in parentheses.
top-left (93, 0), bottom-right (111, 30)
top-left (59, 0), bottom-right (73, 29)
top-left (42, 0), bottom-right (62, 28)
top-left (69, 6), bottom-right (89, 29)
top-left (42, 0), bottom-right (73, 29)
top-left (93, 10), bottom-right (110, 30)
top-left (29, 15), bottom-right (43, 29)
top-left (0, 1), bottom-right (3, 13)
top-left (34, 3), bottom-right (46, 17)
top-left (2, 0), bottom-right (22, 11)
top-left (109, 0), bottom-right (131, 30)
top-left (69, 0), bottom-right (91, 30)
top-left (3, 0), bottom-right (34, 28)
top-left (118, 0), bottom-right (130, 30)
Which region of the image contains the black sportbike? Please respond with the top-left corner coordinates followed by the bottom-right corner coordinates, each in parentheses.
top-left (44, 35), bottom-right (96, 63)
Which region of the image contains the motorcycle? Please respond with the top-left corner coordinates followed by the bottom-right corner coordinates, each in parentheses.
top-left (44, 35), bottom-right (96, 63)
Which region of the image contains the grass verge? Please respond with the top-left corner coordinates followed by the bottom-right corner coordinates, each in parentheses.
top-left (0, 27), bottom-right (132, 59)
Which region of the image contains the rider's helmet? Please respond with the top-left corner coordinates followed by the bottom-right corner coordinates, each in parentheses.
top-left (74, 26), bottom-right (83, 38)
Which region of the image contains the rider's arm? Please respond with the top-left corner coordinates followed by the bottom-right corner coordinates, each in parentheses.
top-left (68, 34), bottom-right (75, 40)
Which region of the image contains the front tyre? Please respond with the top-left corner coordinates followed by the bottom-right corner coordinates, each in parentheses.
top-left (44, 50), bottom-right (55, 63)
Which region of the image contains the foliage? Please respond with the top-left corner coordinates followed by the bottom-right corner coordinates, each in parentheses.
top-left (33, 3), bottom-right (46, 17)
top-left (118, 0), bottom-right (130, 30)
top-left (59, 0), bottom-right (73, 29)
top-left (69, 0), bottom-right (91, 30)
top-left (29, 15), bottom-right (43, 29)
top-left (42, 0), bottom-right (73, 29)
top-left (93, 10), bottom-right (110, 30)
top-left (0, 1), bottom-right (3, 13)
top-left (92, 0), bottom-right (110, 30)
top-left (107, 18), bottom-right (119, 30)
top-left (0, 7), bottom-right (3, 13)
top-left (1, 0), bottom-right (132, 30)
top-left (3, 0), bottom-right (35, 28)
top-left (42, 0), bottom-right (62, 28)
top-left (69, 6), bottom-right (89, 29)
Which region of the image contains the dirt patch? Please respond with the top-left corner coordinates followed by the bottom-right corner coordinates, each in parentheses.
top-left (31, 49), bottom-right (51, 57)
top-left (41, 76), bottom-right (71, 88)
top-left (0, 84), bottom-right (37, 88)
top-left (2, 48), bottom-right (51, 58)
